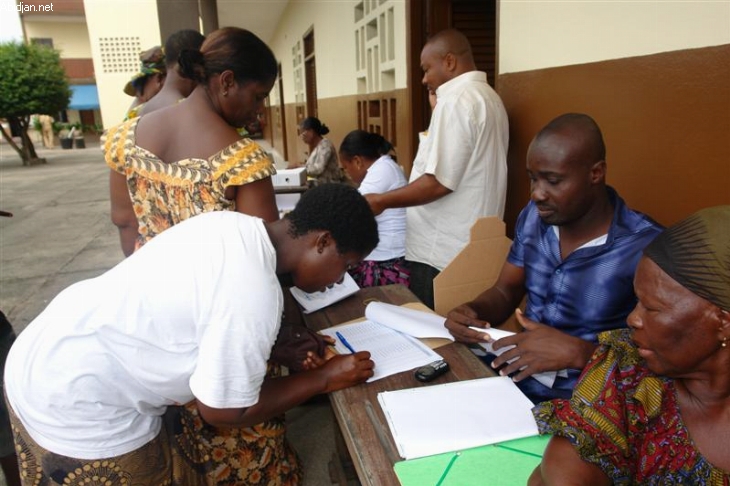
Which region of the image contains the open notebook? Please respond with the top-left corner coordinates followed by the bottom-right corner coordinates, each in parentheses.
top-left (345, 302), bottom-right (563, 388)
top-left (319, 303), bottom-right (443, 382)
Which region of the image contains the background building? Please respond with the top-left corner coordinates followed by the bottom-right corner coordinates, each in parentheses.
top-left (64, 0), bottom-right (730, 230)
top-left (19, 0), bottom-right (101, 133)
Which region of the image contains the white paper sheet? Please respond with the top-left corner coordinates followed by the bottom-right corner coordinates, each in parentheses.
top-left (362, 303), bottom-right (564, 388)
top-left (378, 376), bottom-right (539, 460)
top-left (289, 273), bottom-right (359, 314)
top-left (364, 302), bottom-right (452, 339)
top-left (470, 327), bottom-right (561, 388)
top-left (320, 320), bottom-right (442, 382)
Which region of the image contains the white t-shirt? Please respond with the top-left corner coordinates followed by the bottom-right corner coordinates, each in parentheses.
top-left (358, 155), bottom-right (408, 261)
top-left (406, 71), bottom-right (508, 270)
top-left (5, 212), bottom-right (282, 459)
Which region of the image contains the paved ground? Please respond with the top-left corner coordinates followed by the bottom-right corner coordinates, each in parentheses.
top-left (0, 138), bottom-right (344, 486)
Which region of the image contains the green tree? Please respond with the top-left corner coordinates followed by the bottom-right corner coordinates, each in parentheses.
top-left (0, 41), bottom-right (71, 165)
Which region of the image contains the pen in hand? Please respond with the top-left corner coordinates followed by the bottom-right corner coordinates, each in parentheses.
top-left (335, 331), bottom-right (357, 354)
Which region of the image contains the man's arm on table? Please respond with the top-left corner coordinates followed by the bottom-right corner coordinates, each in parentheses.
top-left (365, 174), bottom-right (451, 215)
top-left (445, 262), bottom-right (597, 380)
top-left (445, 261), bottom-right (527, 342)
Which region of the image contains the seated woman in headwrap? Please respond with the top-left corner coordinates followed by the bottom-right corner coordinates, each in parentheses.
top-left (529, 205), bottom-right (730, 485)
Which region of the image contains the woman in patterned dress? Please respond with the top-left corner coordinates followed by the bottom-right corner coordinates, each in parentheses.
top-left (106, 27), bottom-right (279, 257)
top-left (530, 205), bottom-right (730, 486)
top-left (288, 117), bottom-right (345, 185)
top-left (103, 28), bottom-right (302, 485)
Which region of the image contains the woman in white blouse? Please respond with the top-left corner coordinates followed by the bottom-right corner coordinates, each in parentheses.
top-left (339, 129), bottom-right (410, 287)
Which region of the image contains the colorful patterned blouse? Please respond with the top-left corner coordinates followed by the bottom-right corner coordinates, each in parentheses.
top-left (102, 117), bottom-right (276, 246)
top-left (533, 329), bottom-right (730, 485)
top-left (305, 137), bottom-right (345, 184)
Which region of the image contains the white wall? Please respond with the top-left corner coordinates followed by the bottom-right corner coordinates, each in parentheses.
top-left (24, 20), bottom-right (92, 57)
top-left (83, 0), bottom-right (161, 125)
top-left (267, 0), bottom-right (407, 102)
top-left (0, 1), bottom-right (23, 42)
top-left (499, 1), bottom-right (730, 74)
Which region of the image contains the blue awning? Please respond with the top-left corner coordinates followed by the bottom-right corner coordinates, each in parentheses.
top-left (68, 85), bottom-right (99, 111)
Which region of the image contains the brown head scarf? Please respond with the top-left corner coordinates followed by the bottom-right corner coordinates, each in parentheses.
top-left (644, 205), bottom-right (730, 311)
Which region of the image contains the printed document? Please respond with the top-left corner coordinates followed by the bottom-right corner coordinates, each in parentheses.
top-left (378, 376), bottom-right (539, 459)
top-left (320, 320), bottom-right (442, 382)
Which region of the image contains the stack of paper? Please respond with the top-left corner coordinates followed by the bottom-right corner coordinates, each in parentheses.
top-left (378, 376), bottom-right (539, 460)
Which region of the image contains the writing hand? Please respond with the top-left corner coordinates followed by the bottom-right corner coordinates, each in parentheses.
top-left (445, 304), bottom-right (492, 344)
top-left (319, 351), bottom-right (374, 392)
top-left (490, 309), bottom-right (596, 382)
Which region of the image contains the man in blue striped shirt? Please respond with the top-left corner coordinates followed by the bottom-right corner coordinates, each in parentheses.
top-left (445, 113), bottom-right (663, 403)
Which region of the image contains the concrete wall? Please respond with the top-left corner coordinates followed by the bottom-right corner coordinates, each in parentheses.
top-left (498, 1), bottom-right (730, 232)
top-left (499, 1), bottom-right (730, 73)
top-left (83, 0), bottom-right (162, 125)
top-left (265, 0), bottom-right (408, 164)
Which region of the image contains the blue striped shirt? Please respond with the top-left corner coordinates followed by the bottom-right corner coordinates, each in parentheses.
top-left (507, 187), bottom-right (663, 402)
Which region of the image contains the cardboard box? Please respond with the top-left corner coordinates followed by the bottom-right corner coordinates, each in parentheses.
top-left (433, 217), bottom-right (514, 321)
top-left (272, 167), bottom-right (307, 188)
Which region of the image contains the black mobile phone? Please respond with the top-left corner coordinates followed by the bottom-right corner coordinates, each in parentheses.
top-left (414, 359), bottom-right (450, 382)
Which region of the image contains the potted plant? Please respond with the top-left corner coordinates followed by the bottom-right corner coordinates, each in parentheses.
top-left (68, 122), bottom-right (85, 149)
top-left (59, 123), bottom-right (73, 149)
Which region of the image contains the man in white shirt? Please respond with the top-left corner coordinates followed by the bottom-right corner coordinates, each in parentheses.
top-left (4, 184), bottom-right (378, 484)
top-left (367, 29), bottom-right (509, 308)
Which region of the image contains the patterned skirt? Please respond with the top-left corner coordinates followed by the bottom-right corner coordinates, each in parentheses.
top-left (349, 257), bottom-right (410, 288)
top-left (7, 364), bottom-right (302, 486)
top-left (8, 403), bottom-right (176, 486)
top-left (168, 363), bottom-right (302, 486)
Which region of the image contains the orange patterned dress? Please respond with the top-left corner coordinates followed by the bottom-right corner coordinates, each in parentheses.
top-left (103, 117), bottom-right (276, 248)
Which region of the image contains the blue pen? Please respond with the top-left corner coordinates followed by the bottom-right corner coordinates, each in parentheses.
top-left (335, 331), bottom-right (356, 354)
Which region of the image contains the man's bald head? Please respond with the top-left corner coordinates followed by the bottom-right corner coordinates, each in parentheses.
top-left (532, 113), bottom-right (606, 170)
top-left (421, 29), bottom-right (476, 80)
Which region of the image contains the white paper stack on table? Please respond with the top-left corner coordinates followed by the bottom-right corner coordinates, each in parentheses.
top-left (378, 376), bottom-right (539, 459)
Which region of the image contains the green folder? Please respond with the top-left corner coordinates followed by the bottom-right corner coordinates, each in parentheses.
top-left (393, 435), bottom-right (550, 486)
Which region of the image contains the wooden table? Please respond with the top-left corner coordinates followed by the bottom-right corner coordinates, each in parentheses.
top-left (301, 284), bottom-right (495, 486)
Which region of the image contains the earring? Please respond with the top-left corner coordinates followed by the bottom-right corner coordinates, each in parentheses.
top-left (723, 338), bottom-right (728, 348)
top-left (222, 90), bottom-right (228, 97)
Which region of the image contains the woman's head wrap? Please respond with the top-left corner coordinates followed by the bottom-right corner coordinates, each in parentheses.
top-left (644, 205), bottom-right (730, 311)
top-left (123, 46), bottom-right (166, 97)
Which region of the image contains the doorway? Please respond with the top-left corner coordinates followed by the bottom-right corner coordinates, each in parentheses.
top-left (303, 29), bottom-right (318, 118)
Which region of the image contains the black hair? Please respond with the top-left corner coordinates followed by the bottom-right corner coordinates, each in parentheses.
top-left (164, 29), bottom-right (205, 69)
top-left (178, 27), bottom-right (277, 86)
top-left (537, 113), bottom-right (607, 162)
top-left (300, 117), bottom-right (330, 136)
top-left (339, 129), bottom-right (394, 161)
top-left (286, 183), bottom-right (378, 256)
